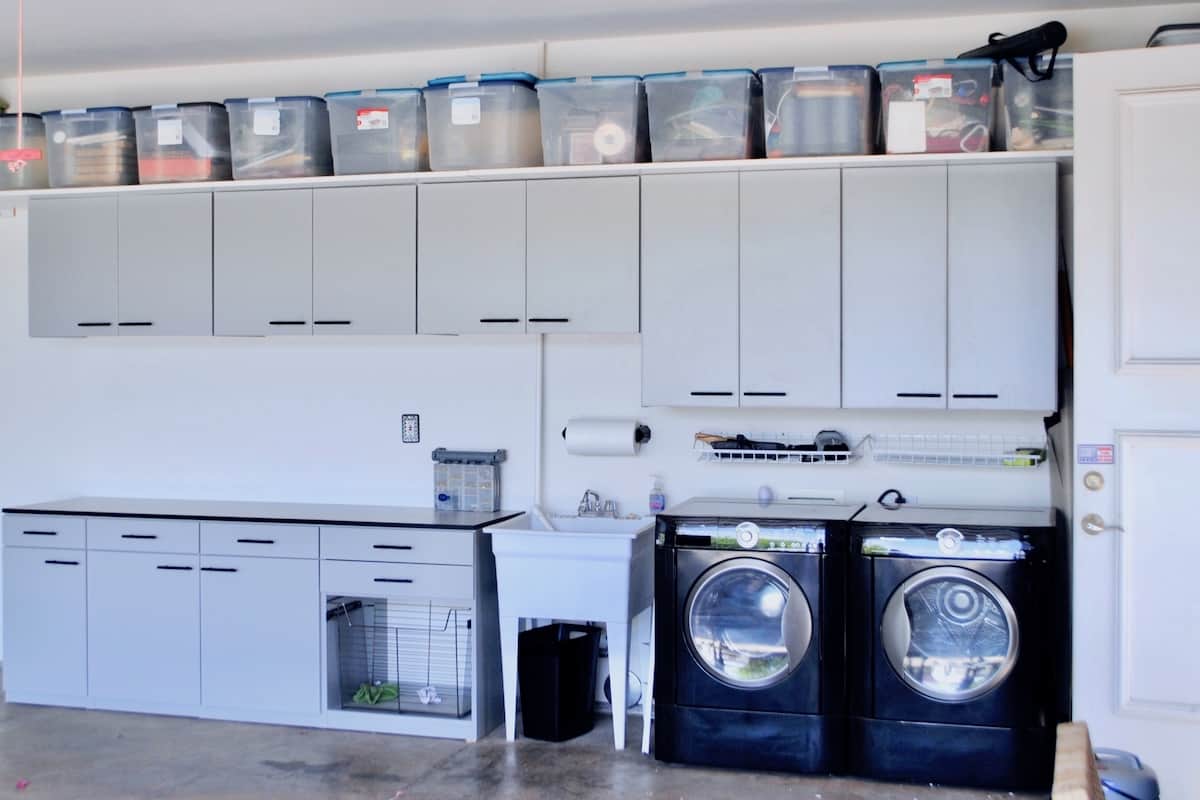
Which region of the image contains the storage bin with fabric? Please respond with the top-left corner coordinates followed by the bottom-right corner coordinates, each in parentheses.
top-left (325, 88), bottom-right (428, 175)
top-left (133, 103), bottom-right (231, 183)
top-left (643, 69), bottom-right (763, 161)
top-left (424, 73), bottom-right (542, 170)
top-left (759, 65), bottom-right (879, 157)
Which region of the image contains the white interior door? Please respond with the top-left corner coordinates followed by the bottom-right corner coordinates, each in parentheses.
top-left (1073, 44), bottom-right (1200, 797)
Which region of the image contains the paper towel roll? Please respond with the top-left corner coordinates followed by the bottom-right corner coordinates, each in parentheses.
top-left (563, 418), bottom-right (651, 457)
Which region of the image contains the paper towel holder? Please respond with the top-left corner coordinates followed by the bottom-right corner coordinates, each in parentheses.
top-left (561, 423), bottom-right (652, 445)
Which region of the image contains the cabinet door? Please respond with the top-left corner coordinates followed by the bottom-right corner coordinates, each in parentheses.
top-left (526, 177), bottom-right (639, 333)
top-left (1, 547), bottom-right (87, 701)
top-left (949, 163), bottom-right (1057, 411)
top-left (641, 173), bottom-right (739, 407)
top-left (842, 166), bottom-right (948, 408)
top-left (214, 189), bottom-right (313, 336)
top-left (313, 185), bottom-right (416, 335)
top-left (118, 192), bottom-right (214, 335)
top-left (87, 550), bottom-right (200, 707)
top-left (417, 181), bottom-right (526, 334)
top-left (200, 556), bottom-right (320, 715)
top-left (739, 169), bottom-right (841, 408)
top-left (28, 196), bottom-right (118, 337)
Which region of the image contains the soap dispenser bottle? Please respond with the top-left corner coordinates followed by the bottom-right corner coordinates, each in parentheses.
top-left (649, 476), bottom-right (667, 514)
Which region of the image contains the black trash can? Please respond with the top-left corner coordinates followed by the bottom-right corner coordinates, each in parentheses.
top-left (518, 623), bottom-right (602, 742)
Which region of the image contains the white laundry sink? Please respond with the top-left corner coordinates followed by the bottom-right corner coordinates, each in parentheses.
top-left (491, 514), bottom-right (652, 536)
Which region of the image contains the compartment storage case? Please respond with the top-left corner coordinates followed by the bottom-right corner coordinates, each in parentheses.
top-left (878, 59), bottom-right (996, 154)
top-left (536, 76), bottom-right (648, 166)
top-left (43, 107), bottom-right (138, 187)
top-left (225, 96), bottom-right (332, 179)
top-left (133, 103), bottom-right (232, 183)
top-left (760, 65), bottom-right (878, 157)
top-left (644, 69), bottom-right (763, 162)
top-left (424, 73), bottom-right (542, 171)
top-left (325, 88), bottom-right (428, 175)
top-left (0, 114), bottom-right (48, 190)
top-left (1003, 54), bottom-right (1073, 151)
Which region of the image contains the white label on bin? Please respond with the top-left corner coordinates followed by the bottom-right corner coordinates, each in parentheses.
top-left (356, 107), bottom-right (389, 131)
top-left (157, 118), bottom-right (183, 146)
top-left (253, 108), bottom-right (281, 136)
top-left (887, 101), bottom-right (927, 153)
top-left (913, 73), bottom-right (953, 100)
top-left (451, 96), bottom-right (481, 126)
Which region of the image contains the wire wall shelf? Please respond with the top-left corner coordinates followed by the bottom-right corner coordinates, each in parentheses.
top-left (694, 432), bottom-right (865, 465)
top-left (870, 434), bottom-right (1049, 468)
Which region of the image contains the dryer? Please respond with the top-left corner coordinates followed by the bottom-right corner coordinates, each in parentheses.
top-left (654, 498), bottom-right (863, 774)
top-left (848, 505), bottom-right (1066, 791)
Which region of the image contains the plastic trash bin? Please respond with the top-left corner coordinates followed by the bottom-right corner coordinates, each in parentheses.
top-left (759, 65), bottom-right (879, 157)
top-left (644, 69), bottom-right (763, 161)
top-left (1095, 749), bottom-right (1160, 799)
top-left (133, 103), bottom-right (232, 183)
top-left (43, 106), bottom-right (138, 187)
top-left (518, 623), bottom-right (601, 742)
top-left (325, 88), bottom-right (428, 175)
top-left (878, 59), bottom-right (996, 154)
top-left (1003, 54), bottom-right (1073, 151)
top-left (536, 76), bottom-right (648, 166)
top-left (225, 96), bottom-right (332, 180)
top-left (425, 73), bottom-right (542, 171)
top-left (0, 114), bottom-right (48, 190)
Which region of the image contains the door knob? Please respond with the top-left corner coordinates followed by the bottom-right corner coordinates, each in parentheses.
top-left (1082, 513), bottom-right (1124, 535)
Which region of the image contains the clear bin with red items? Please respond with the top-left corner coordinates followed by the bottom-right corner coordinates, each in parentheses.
top-left (134, 103), bottom-right (232, 183)
top-left (878, 59), bottom-right (996, 154)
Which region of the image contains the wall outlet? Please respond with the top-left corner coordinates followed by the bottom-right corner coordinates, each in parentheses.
top-left (401, 414), bottom-right (420, 444)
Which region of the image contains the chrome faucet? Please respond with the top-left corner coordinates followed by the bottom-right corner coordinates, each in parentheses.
top-left (577, 490), bottom-right (617, 518)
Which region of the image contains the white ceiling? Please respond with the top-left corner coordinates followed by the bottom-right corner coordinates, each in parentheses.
top-left (0, 0), bottom-right (1190, 75)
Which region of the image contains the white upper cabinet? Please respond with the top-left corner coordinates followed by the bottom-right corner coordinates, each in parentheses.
top-left (28, 196), bottom-right (119, 336)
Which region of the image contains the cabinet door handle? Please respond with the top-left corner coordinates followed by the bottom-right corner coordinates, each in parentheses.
top-left (373, 544), bottom-right (414, 551)
top-left (743, 392), bottom-right (787, 397)
top-left (201, 567), bottom-right (238, 573)
top-left (268, 320), bottom-right (306, 326)
top-left (690, 391), bottom-right (733, 397)
top-left (528, 318), bottom-right (569, 324)
top-left (897, 392), bottom-right (942, 398)
top-left (373, 578), bottom-right (414, 584)
top-left (156, 565), bottom-right (194, 571)
top-left (314, 320), bottom-right (352, 326)
top-left (236, 538), bottom-right (275, 545)
top-left (23, 530), bottom-right (57, 536)
top-left (118, 322), bottom-right (154, 327)
top-left (121, 534), bottom-right (158, 540)
top-left (44, 559), bottom-right (79, 566)
top-left (76, 322), bottom-right (112, 327)
top-left (952, 393), bottom-right (1000, 400)
top-left (479, 318), bottom-right (520, 324)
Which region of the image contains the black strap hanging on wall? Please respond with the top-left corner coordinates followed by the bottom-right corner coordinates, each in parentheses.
top-left (958, 20), bottom-right (1068, 82)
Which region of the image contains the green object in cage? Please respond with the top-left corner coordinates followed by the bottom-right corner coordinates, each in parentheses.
top-left (353, 682), bottom-right (399, 705)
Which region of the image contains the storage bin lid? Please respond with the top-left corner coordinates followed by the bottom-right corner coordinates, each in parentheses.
top-left (224, 96), bottom-right (326, 105)
top-left (325, 88), bottom-right (422, 98)
top-left (1147, 23), bottom-right (1200, 46)
top-left (758, 65), bottom-right (875, 77)
top-left (131, 102), bottom-right (226, 112)
top-left (42, 106), bottom-right (132, 116)
top-left (536, 75), bottom-right (642, 85)
top-left (643, 68), bottom-right (756, 81)
top-left (877, 58), bottom-right (996, 71)
top-left (427, 72), bottom-right (538, 88)
top-left (0, 112), bottom-right (41, 119)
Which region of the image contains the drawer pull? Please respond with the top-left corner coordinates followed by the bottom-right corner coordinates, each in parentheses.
top-left (201, 567), bottom-right (238, 573)
top-left (23, 530), bottom-right (57, 536)
top-left (528, 318), bottom-right (569, 323)
top-left (44, 559), bottom-right (79, 566)
top-left (897, 392), bottom-right (942, 399)
top-left (743, 392), bottom-right (787, 397)
top-left (373, 544), bottom-right (414, 551)
top-left (118, 322), bottom-right (154, 327)
top-left (156, 565), bottom-right (194, 571)
top-left (76, 322), bottom-right (112, 327)
top-left (314, 320), bottom-right (352, 326)
top-left (268, 320), bottom-right (306, 326)
top-left (690, 391), bottom-right (733, 397)
top-left (121, 534), bottom-right (158, 540)
top-left (373, 578), bottom-right (414, 584)
top-left (479, 318), bottom-right (520, 324)
top-left (952, 393), bottom-right (1000, 400)
top-left (236, 538), bottom-right (275, 545)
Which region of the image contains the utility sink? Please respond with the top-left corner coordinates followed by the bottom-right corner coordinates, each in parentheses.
top-left (488, 514), bottom-right (652, 536)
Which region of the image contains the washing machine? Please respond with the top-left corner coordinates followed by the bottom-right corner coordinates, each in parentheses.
top-left (654, 498), bottom-right (863, 774)
top-left (848, 504), bottom-right (1066, 791)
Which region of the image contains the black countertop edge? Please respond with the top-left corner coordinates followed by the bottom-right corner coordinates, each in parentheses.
top-left (2, 507), bottom-right (525, 531)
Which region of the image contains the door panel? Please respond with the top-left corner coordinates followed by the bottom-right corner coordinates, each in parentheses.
top-left (1, 547), bottom-right (87, 700)
top-left (28, 196), bottom-right (118, 336)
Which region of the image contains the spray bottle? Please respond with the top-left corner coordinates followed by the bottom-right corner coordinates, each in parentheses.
top-left (649, 475), bottom-right (667, 514)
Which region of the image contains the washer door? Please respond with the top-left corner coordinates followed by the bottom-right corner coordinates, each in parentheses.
top-left (881, 565), bottom-right (1019, 702)
top-left (684, 558), bottom-right (812, 689)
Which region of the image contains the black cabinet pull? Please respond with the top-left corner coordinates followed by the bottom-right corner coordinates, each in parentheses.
top-left (23, 530), bottom-right (57, 536)
top-left (201, 567), bottom-right (238, 573)
top-left (743, 392), bottom-right (787, 397)
top-left (690, 391), bottom-right (733, 397)
top-left (156, 565), bottom-right (194, 571)
top-left (897, 393), bottom-right (942, 398)
top-left (121, 534), bottom-right (158, 540)
top-left (76, 322), bottom-right (112, 327)
top-left (236, 538), bottom-right (275, 545)
top-left (268, 320), bottom-right (306, 326)
top-left (118, 322), bottom-right (154, 327)
top-left (528, 318), bottom-right (569, 323)
top-left (479, 318), bottom-right (520, 324)
top-left (952, 393), bottom-right (1000, 400)
top-left (44, 559), bottom-right (78, 566)
top-left (314, 320), bottom-right (352, 326)
top-left (373, 578), bottom-right (414, 584)
top-left (373, 544), bottom-right (414, 551)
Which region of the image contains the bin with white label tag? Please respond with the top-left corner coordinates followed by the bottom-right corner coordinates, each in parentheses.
top-left (225, 96), bottom-right (332, 179)
top-left (42, 107), bottom-right (138, 188)
top-left (424, 73), bottom-right (542, 171)
top-left (133, 103), bottom-right (231, 183)
top-left (878, 59), bottom-right (996, 154)
top-left (325, 88), bottom-right (428, 175)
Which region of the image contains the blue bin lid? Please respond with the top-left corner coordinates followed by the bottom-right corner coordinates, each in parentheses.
top-left (131, 102), bottom-right (226, 112)
top-left (325, 88), bottom-right (422, 98)
top-left (537, 75), bottom-right (642, 85)
top-left (42, 106), bottom-right (132, 117)
top-left (0, 112), bottom-right (42, 119)
top-left (644, 68), bottom-right (757, 81)
top-left (224, 96), bottom-right (326, 105)
top-left (877, 58), bottom-right (996, 71)
top-left (427, 72), bottom-right (538, 88)
top-left (758, 65), bottom-right (875, 76)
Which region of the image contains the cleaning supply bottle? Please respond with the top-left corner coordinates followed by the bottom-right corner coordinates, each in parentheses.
top-left (649, 475), bottom-right (667, 514)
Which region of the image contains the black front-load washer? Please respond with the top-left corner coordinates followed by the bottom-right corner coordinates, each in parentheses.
top-left (654, 498), bottom-right (863, 774)
top-left (848, 505), bottom-right (1067, 791)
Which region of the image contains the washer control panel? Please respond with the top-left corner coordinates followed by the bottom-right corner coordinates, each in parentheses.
top-left (677, 521), bottom-right (826, 553)
top-left (735, 522), bottom-right (760, 549)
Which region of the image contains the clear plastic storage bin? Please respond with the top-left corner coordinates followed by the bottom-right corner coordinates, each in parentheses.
top-left (133, 103), bottom-right (231, 183)
top-left (43, 107), bottom-right (138, 187)
top-left (536, 76), bottom-right (648, 166)
top-left (1003, 54), bottom-right (1073, 151)
top-left (878, 59), bottom-right (996, 154)
top-left (0, 114), bottom-right (49, 190)
top-left (424, 73), bottom-right (542, 171)
top-left (644, 69), bottom-right (763, 161)
top-left (325, 88), bottom-right (428, 175)
top-left (760, 65), bottom-right (879, 157)
top-left (1147, 23), bottom-right (1200, 46)
top-left (225, 96), bottom-right (332, 179)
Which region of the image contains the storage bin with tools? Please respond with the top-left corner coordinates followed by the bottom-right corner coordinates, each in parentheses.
top-left (424, 73), bottom-right (542, 171)
top-left (133, 103), bottom-right (232, 183)
top-left (0, 113), bottom-right (48, 190)
top-left (759, 65), bottom-right (879, 157)
top-left (536, 75), bottom-right (648, 166)
top-left (1003, 53), bottom-right (1073, 151)
top-left (878, 59), bottom-right (996, 154)
top-left (43, 106), bottom-right (138, 187)
top-left (325, 88), bottom-right (428, 175)
top-left (643, 69), bottom-right (763, 161)
top-left (225, 96), bottom-right (333, 180)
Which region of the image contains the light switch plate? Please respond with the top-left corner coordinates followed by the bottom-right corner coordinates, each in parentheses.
top-left (401, 414), bottom-right (420, 444)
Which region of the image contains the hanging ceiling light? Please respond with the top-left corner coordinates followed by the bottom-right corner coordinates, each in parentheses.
top-left (0, 0), bottom-right (40, 174)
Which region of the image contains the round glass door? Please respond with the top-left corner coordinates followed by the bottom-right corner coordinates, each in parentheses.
top-left (881, 566), bottom-right (1019, 702)
top-left (684, 558), bottom-right (812, 689)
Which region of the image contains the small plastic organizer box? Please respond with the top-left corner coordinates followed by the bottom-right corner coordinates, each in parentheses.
top-left (760, 65), bottom-right (879, 157)
top-left (424, 73), bottom-right (542, 171)
top-left (133, 103), bottom-right (231, 183)
top-left (1003, 54), bottom-right (1073, 151)
top-left (878, 59), bottom-right (996, 154)
top-left (536, 76), bottom-right (649, 166)
top-left (644, 69), bottom-right (763, 161)
top-left (225, 96), bottom-right (332, 179)
top-left (325, 88), bottom-right (428, 175)
top-left (432, 448), bottom-right (505, 513)
top-left (0, 114), bottom-right (49, 190)
top-left (43, 107), bottom-right (138, 187)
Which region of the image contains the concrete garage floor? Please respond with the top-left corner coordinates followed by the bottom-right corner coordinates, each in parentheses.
top-left (0, 695), bottom-right (1037, 800)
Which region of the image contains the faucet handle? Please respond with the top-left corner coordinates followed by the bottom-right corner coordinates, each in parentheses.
top-left (602, 500), bottom-right (617, 518)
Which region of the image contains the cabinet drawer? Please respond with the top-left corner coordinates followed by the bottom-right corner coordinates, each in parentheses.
top-left (321, 560), bottom-right (473, 602)
top-left (87, 517), bottom-right (199, 554)
top-left (201, 522), bottom-right (318, 559)
top-left (3, 515), bottom-right (86, 549)
top-left (320, 526), bottom-right (474, 566)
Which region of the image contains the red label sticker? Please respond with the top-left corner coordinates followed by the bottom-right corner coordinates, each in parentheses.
top-left (0, 148), bottom-right (43, 161)
top-left (356, 108), bottom-right (389, 131)
top-left (913, 73), bottom-right (953, 100)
